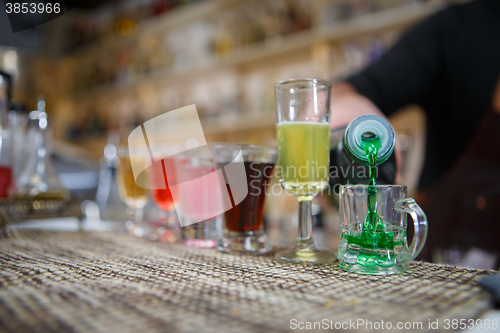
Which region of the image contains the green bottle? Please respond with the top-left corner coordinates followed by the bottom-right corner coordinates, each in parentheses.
top-left (343, 114), bottom-right (395, 169)
top-left (329, 114), bottom-right (396, 189)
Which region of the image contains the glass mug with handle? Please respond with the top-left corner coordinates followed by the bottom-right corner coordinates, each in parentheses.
top-left (338, 185), bottom-right (428, 275)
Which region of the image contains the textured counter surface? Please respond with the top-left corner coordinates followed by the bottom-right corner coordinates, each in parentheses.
top-left (0, 231), bottom-right (494, 332)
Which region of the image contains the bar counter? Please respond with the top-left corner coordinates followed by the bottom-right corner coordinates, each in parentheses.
top-left (0, 230), bottom-right (495, 332)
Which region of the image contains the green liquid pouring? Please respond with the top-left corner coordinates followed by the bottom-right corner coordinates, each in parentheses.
top-left (343, 132), bottom-right (401, 267)
top-left (361, 132), bottom-right (383, 230)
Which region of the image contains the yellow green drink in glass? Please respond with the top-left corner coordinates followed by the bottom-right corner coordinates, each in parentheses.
top-left (276, 122), bottom-right (330, 196)
top-left (275, 78), bottom-right (335, 264)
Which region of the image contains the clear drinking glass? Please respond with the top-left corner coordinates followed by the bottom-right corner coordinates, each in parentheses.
top-left (117, 147), bottom-right (151, 238)
top-left (211, 143), bottom-right (277, 254)
top-left (174, 147), bottom-right (222, 248)
top-left (275, 78), bottom-right (335, 264)
top-left (338, 185), bottom-right (428, 275)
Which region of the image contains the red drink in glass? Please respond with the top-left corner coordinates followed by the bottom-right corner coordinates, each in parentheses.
top-left (150, 157), bottom-right (177, 211)
top-left (0, 166), bottom-right (12, 198)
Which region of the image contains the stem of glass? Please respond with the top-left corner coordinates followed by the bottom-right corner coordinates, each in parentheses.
top-left (134, 207), bottom-right (144, 225)
top-left (126, 206), bottom-right (145, 237)
top-left (297, 198), bottom-right (314, 249)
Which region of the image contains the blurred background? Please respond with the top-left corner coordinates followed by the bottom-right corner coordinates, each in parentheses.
top-left (0, 0), bottom-right (463, 255)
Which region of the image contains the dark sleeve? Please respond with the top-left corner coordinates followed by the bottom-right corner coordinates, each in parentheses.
top-left (346, 9), bottom-right (449, 116)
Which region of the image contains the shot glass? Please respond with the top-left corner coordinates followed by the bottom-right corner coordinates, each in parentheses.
top-left (174, 147), bottom-right (224, 248)
top-left (211, 143), bottom-right (277, 254)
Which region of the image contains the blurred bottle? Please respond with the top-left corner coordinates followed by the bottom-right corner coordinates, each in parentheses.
top-left (0, 96), bottom-right (13, 198)
top-left (329, 115), bottom-right (397, 191)
top-left (344, 40), bottom-right (364, 72)
top-left (15, 96), bottom-right (69, 199)
top-left (9, 104), bottom-right (29, 181)
top-left (365, 37), bottom-right (386, 65)
top-left (95, 130), bottom-right (128, 221)
top-left (213, 24), bottom-right (234, 59)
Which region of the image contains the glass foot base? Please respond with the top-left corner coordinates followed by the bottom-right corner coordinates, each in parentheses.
top-left (275, 246), bottom-right (337, 264)
top-left (126, 220), bottom-right (162, 241)
top-left (339, 262), bottom-right (409, 275)
top-left (217, 230), bottom-right (272, 255)
top-left (181, 219), bottom-right (220, 248)
top-left (183, 239), bottom-right (217, 248)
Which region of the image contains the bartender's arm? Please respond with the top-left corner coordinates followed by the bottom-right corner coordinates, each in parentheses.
top-left (329, 82), bottom-right (385, 129)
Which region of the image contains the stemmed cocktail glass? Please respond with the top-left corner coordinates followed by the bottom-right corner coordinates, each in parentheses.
top-left (275, 78), bottom-right (335, 264)
top-left (117, 147), bottom-right (150, 237)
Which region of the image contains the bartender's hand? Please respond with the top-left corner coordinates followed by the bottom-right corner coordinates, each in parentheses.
top-left (330, 82), bottom-right (387, 128)
top-left (331, 82), bottom-right (403, 183)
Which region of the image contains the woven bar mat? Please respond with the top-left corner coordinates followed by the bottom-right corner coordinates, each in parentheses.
top-left (0, 231), bottom-right (495, 333)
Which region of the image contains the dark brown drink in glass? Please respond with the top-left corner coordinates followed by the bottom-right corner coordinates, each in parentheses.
top-left (211, 143), bottom-right (278, 254)
top-left (224, 161), bottom-right (275, 232)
